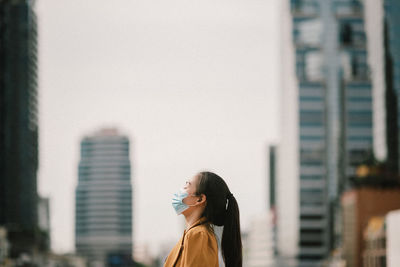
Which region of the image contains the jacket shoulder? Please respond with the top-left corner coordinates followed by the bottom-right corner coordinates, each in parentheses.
top-left (185, 224), bottom-right (217, 245)
top-left (186, 224), bottom-right (211, 236)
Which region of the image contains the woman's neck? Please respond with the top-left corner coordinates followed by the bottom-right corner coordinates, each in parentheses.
top-left (184, 210), bottom-right (203, 229)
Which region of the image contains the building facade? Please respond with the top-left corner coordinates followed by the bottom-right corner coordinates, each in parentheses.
top-left (243, 213), bottom-right (276, 267)
top-left (341, 188), bottom-right (400, 267)
top-left (268, 145), bottom-right (278, 258)
top-left (386, 209), bottom-right (400, 267)
top-left (363, 0), bottom-right (400, 176)
top-left (277, 0), bottom-right (372, 266)
top-left (363, 216), bottom-right (386, 267)
top-left (363, 0), bottom-right (388, 164)
top-left (75, 128), bottom-right (133, 266)
top-left (0, 0), bottom-right (40, 258)
top-left (383, 0), bottom-right (400, 170)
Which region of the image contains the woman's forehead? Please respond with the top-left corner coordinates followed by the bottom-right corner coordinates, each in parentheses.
top-left (191, 174), bottom-right (201, 183)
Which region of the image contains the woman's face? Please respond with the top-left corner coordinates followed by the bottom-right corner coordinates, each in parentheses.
top-left (182, 175), bottom-right (200, 206)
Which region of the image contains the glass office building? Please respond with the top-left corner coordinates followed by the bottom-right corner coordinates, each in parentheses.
top-left (277, 1), bottom-right (372, 266)
top-left (75, 128), bottom-right (133, 266)
top-left (0, 0), bottom-right (40, 258)
top-left (384, 0), bottom-right (400, 170)
top-left (363, 0), bottom-right (400, 173)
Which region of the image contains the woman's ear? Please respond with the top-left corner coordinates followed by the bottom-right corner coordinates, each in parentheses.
top-left (198, 194), bottom-right (207, 204)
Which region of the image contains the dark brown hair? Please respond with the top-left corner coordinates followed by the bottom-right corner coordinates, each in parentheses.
top-left (195, 171), bottom-right (242, 267)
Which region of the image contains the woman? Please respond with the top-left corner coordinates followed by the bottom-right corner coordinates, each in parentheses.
top-left (164, 171), bottom-right (242, 267)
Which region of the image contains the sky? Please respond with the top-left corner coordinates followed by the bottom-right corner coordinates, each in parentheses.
top-left (36, 0), bottom-right (280, 256)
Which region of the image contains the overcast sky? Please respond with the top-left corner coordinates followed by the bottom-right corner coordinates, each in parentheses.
top-left (36, 0), bottom-right (280, 256)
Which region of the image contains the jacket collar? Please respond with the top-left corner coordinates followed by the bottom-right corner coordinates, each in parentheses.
top-left (186, 217), bottom-right (208, 232)
top-left (167, 217), bottom-right (209, 266)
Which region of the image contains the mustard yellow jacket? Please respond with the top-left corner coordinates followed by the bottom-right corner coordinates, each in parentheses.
top-left (164, 217), bottom-right (219, 267)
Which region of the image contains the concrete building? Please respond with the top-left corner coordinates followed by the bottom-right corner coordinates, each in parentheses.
top-left (38, 197), bottom-right (51, 251)
top-left (277, 0), bottom-right (372, 266)
top-left (362, 216), bottom-right (386, 267)
top-left (383, 0), bottom-right (400, 170)
top-left (386, 209), bottom-right (400, 267)
top-left (358, 209), bottom-right (400, 267)
top-left (133, 243), bottom-right (154, 266)
top-left (0, 227), bottom-right (10, 265)
top-left (243, 213), bottom-right (275, 267)
top-left (276, 0), bottom-right (299, 265)
top-left (268, 145), bottom-right (278, 259)
top-left (0, 0), bottom-right (40, 259)
top-left (341, 188), bottom-right (400, 267)
top-left (44, 253), bottom-right (87, 267)
top-left (363, 0), bottom-right (388, 163)
top-left (75, 128), bottom-right (133, 266)
top-left (38, 197), bottom-right (50, 235)
top-left (363, 0), bottom-right (400, 175)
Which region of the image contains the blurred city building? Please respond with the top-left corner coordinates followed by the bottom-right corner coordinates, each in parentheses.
top-left (155, 240), bottom-right (176, 267)
top-left (363, 0), bottom-right (388, 165)
top-left (277, 0), bottom-right (372, 266)
top-left (386, 209), bottom-right (400, 267)
top-left (383, 0), bottom-right (400, 172)
top-left (275, 0), bottom-right (300, 264)
top-left (34, 252), bottom-right (87, 267)
top-left (0, 227), bottom-right (10, 266)
top-left (322, 248), bottom-right (346, 267)
top-left (268, 145), bottom-right (278, 258)
top-left (362, 216), bottom-right (386, 267)
top-left (341, 188), bottom-right (400, 267)
top-left (133, 243), bottom-right (154, 266)
top-left (361, 210), bottom-right (400, 267)
top-left (363, 0), bottom-right (400, 174)
top-left (243, 213), bottom-right (275, 267)
top-left (380, 0), bottom-right (400, 171)
top-left (106, 251), bottom-right (136, 267)
top-left (38, 197), bottom-right (51, 252)
top-left (75, 128), bottom-right (133, 267)
top-left (0, 0), bottom-right (49, 263)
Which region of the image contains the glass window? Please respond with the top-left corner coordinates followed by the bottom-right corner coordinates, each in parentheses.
top-left (347, 149), bottom-right (371, 166)
top-left (300, 148), bottom-right (325, 165)
top-left (300, 110), bottom-right (324, 126)
top-left (305, 51), bottom-right (323, 81)
top-left (301, 175), bottom-right (324, 180)
top-left (296, 19), bottom-right (322, 46)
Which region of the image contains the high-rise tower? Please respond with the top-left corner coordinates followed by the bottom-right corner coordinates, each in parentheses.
top-left (276, 1), bottom-right (372, 266)
top-left (75, 128), bottom-right (133, 266)
top-left (0, 0), bottom-right (40, 258)
top-left (364, 0), bottom-right (400, 175)
top-left (383, 0), bottom-right (400, 172)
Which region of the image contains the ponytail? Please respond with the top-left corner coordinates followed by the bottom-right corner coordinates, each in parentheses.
top-left (196, 172), bottom-right (243, 267)
top-left (222, 194), bottom-right (242, 267)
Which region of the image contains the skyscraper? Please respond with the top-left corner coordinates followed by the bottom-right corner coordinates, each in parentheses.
top-left (0, 0), bottom-right (40, 258)
top-left (75, 128), bottom-right (133, 266)
top-left (363, 0), bottom-right (389, 164)
top-left (363, 0), bottom-right (400, 175)
top-left (276, 0), bottom-right (372, 266)
top-left (383, 0), bottom-right (400, 171)
top-left (268, 145), bottom-right (278, 258)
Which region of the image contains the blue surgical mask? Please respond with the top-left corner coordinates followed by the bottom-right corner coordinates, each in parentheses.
top-left (172, 189), bottom-right (195, 215)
